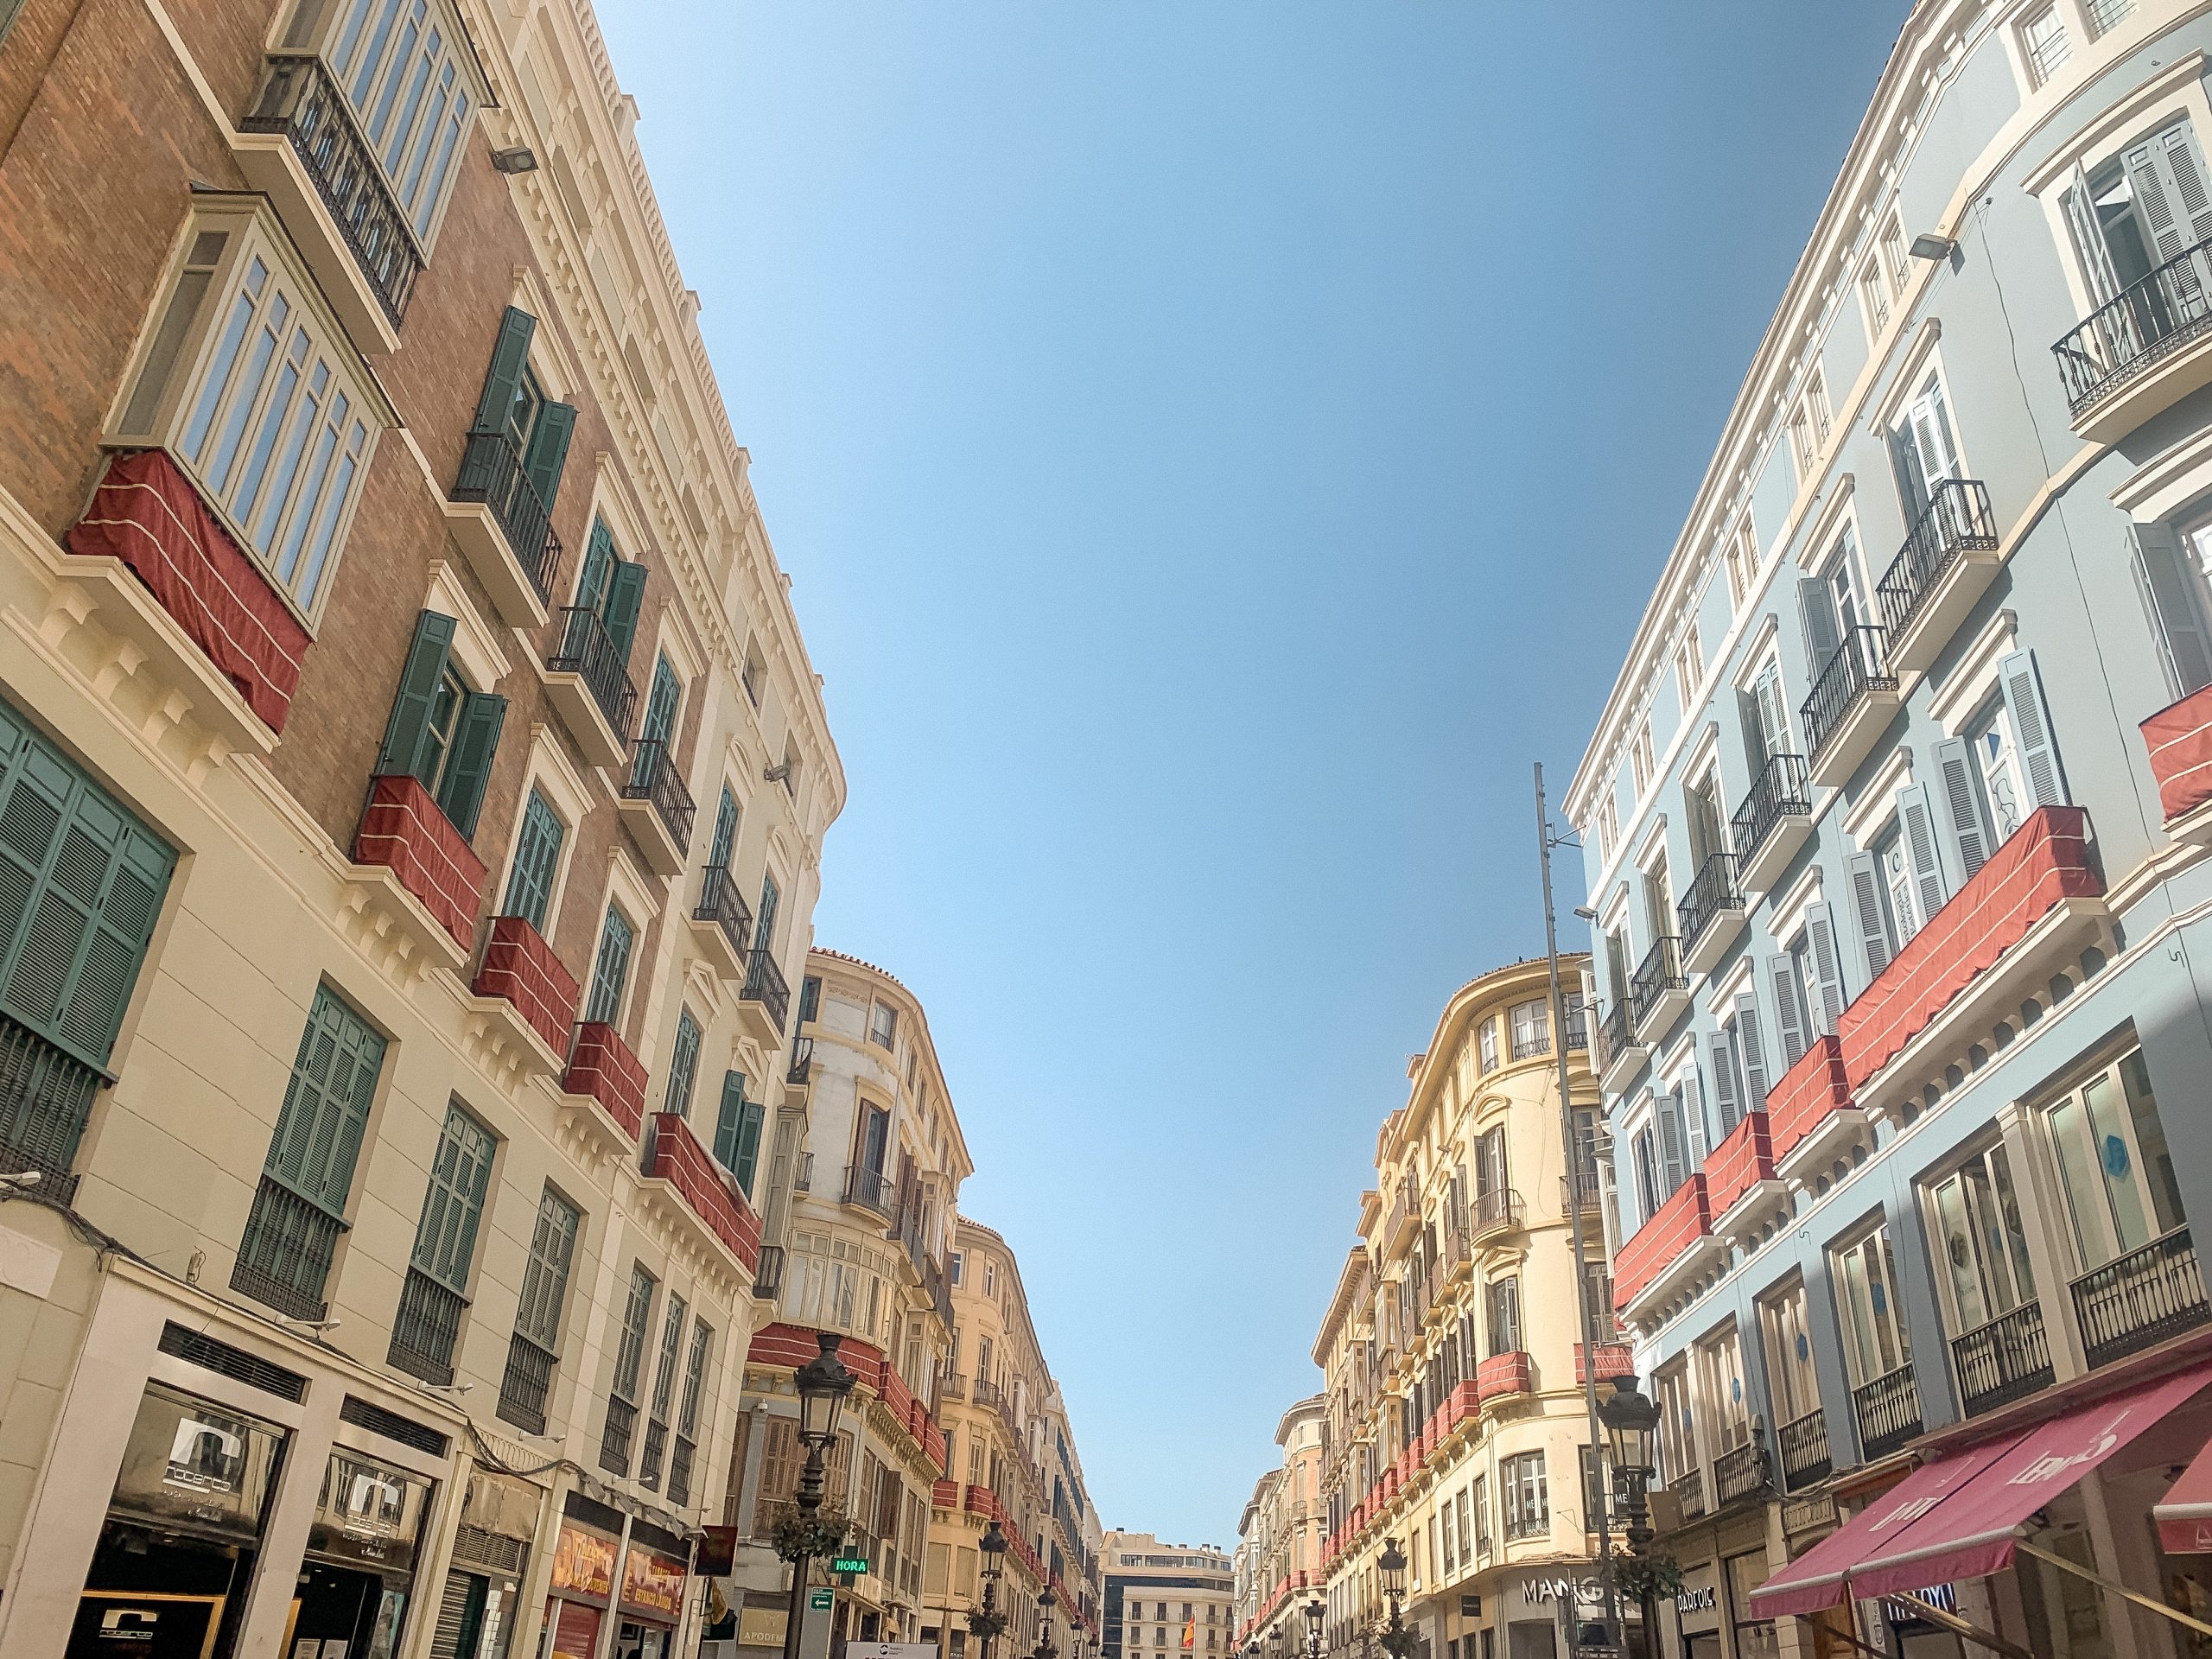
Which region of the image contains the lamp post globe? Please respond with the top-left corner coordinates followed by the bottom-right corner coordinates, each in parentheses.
top-left (1377, 1539), bottom-right (1406, 1604)
top-left (1598, 1373), bottom-right (1660, 1484)
top-left (794, 1331), bottom-right (858, 1445)
top-left (1305, 1598), bottom-right (1325, 1659)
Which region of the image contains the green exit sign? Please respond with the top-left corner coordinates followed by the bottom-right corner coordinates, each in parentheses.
top-left (831, 1556), bottom-right (870, 1577)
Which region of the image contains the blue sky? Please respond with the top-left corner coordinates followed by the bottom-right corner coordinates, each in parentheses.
top-left (595, 0), bottom-right (1911, 1549)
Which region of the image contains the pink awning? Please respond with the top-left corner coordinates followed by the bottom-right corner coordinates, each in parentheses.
top-left (2157, 1435), bottom-right (2212, 1553)
top-left (1752, 1362), bottom-right (2212, 1617)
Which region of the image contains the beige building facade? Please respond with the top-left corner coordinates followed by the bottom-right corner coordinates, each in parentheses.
top-left (1235, 1397), bottom-right (1326, 1659)
top-left (1106, 1535), bottom-right (1236, 1659)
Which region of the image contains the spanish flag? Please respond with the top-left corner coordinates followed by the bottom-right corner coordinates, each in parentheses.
top-left (1182, 1622), bottom-right (1196, 1650)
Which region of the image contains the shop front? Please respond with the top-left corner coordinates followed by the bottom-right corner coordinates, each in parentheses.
top-left (287, 1446), bottom-right (436, 1658)
top-left (1675, 1563), bottom-right (1722, 1659)
top-left (610, 1522), bottom-right (690, 1659)
top-left (543, 1499), bottom-right (622, 1659)
top-left (423, 1468), bottom-right (544, 1659)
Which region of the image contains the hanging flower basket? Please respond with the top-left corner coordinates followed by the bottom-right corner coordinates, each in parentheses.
top-left (768, 1503), bottom-right (854, 1565)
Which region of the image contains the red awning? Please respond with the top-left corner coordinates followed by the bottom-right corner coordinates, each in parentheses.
top-left (2157, 1434), bottom-right (2212, 1553)
top-left (1752, 1362), bottom-right (2212, 1616)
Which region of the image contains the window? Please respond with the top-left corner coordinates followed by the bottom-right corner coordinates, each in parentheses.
top-left (374, 611), bottom-right (505, 837)
top-left (1848, 786), bottom-right (1947, 976)
top-left (2068, 119), bottom-right (2212, 314)
top-left (1832, 1226), bottom-right (1911, 1386)
top-left (390, 1100), bottom-right (494, 1382)
top-left (756, 871), bottom-right (781, 957)
top-left (2085, 0), bottom-right (2135, 34)
top-left (1694, 1324), bottom-right (1750, 1455)
top-left (232, 984), bottom-right (385, 1319)
top-left (1477, 1017), bottom-right (1498, 1074)
top-left (2040, 1048), bottom-right (2184, 1272)
top-left (673, 1316), bottom-right (713, 1506)
top-left (1882, 213), bottom-right (1910, 298)
top-left (1759, 1281), bottom-right (1820, 1429)
top-left (584, 905), bottom-right (634, 1027)
top-left (869, 1000), bottom-right (899, 1050)
top-left (1485, 1275), bottom-right (1521, 1357)
top-left (569, 516), bottom-right (648, 668)
top-left (798, 974), bottom-right (822, 1025)
top-left (639, 1288), bottom-right (687, 1487)
top-left (1889, 371), bottom-right (1963, 531)
top-left (661, 1009), bottom-right (702, 1118)
top-left (1501, 1452), bottom-right (1548, 1539)
top-left (462, 308), bottom-right (577, 531)
top-left (1726, 519), bottom-right (1759, 607)
top-left (113, 207), bottom-right (385, 613)
top-left (1802, 369), bottom-right (1831, 447)
top-left (741, 635), bottom-right (766, 703)
top-left (983, 1261), bottom-right (998, 1298)
top-left (713, 1071), bottom-right (766, 1197)
top-left (1926, 1141), bottom-right (2039, 1343)
top-left (1508, 999), bottom-right (1549, 1060)
top-left (499, 1184), bottom-right (579, 1432)
top-left (1672, 621), bottom-right (1705, 714)
top-left (2018, 4), bottom-right (2071, 86)
top-left (630, 656), bottom-right (683, 802)
top-left (501, 789), bottom-right (566, 931)
top-left (1596, 793), bottom-right (1619, 861)
top-left (1656, 1365), bottom-right (1697, 1485)
top-left (601, 1262), bottom-right (657, 1474)
top-left (1860, 256), bottom-right (1891, 335)
top-left (1630, 721), bottom-right (1655, 796)
top-left (950, 1249), bottom-right (965, 1287)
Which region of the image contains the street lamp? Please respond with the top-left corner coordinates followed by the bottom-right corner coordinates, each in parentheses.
top-left (976, 1521), bottom-right (1011, 1659)
top-left (1034, 1586), bottom-right (1060, 1659)
top-left (1599, 1374), bottom-right (1663, 1659)
top-left (1305, 1598), bottom-right (1325, 1659)
top-left (1376, 1539), bottom-right (1412, 1659)
top-left (781, 1332), bottom-right (859, 1659)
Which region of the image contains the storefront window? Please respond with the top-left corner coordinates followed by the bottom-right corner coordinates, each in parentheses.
top-left (1725, 1551), bottom-right (1777, 1659)
top-left (296, 1448), bottom-right (435, 1659)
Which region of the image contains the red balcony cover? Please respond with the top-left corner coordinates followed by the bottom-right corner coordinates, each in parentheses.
top-left (1837, 807), bottom-right (2101, 1091)
top-left (1613, 1174), bottom-right (1710, 1309)
top-left (1575, 1343), bottom-right (1634, 1384)
top-left (645, 1113), bottom-right (760, 1270)
top-left (66, 449), bottom-right (311, 732)
top-left (352, 772), bottom-right (486, 949)
top-left (1752, 1361), bottom-right (2212, 1615)
top-left (747, 1322), bottom-right (886, 1374)
top-left (1477, 1351), bottom-right (1532, 1400)
top-left (2142, 681), bottom-right (2212, 823)
top-left (1704, 1110), bottom-right (1776, 1217)
top-left (563, 1020), bottom-right (648, 1140)
top-left (934, 1478), bottom-right (961, 1509)
top-left (1765, 1036), bottom-right (1851, 1165)
top-left (473, 914), bottom-right (580, 1055)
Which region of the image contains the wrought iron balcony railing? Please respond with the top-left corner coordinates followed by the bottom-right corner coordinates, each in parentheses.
top-left (752, 1242), bottom-right (785, 1300)
top-left (1731, 752), bottom-right (1812, 873)
top-left (1777, 1409), bottom-right (1830, 1490)
top-left (1676, 852), bottom-right (1741, 958)
top-left (1876, 479), bottom-right (1999, 639)
top-left (497, 1332), bottom-right (556, 1434)
top-left (1951, 1300), bottom-right (2054, 1416)
top-left (1714, 1439), bottom-right (1769, 1506)
top-left (639, 1416), bottom-right (668, 1488)
top-left (844, 1163), bottom-right (896, 1218)
top-left (1510, 1028), bottom-right (1551, 1061)
top-left (599, 1395), bottom-right (637, 1475)
top-left (550, 607), bottom-right (639, 737)
top-left (242, 54), bottom-right (423, 324)
top-left (1852, 1362), bottom-right (1923, 1463)
top-left (453, 429), bottom-right (563, 604)
top-left (1674, 1467), bottom-right (1707, 1521)
top-left (1802, 626), bottom-right (1897, 766)
top-left (742, 947), bottom-right (791, 1033)
top-left (1630, 935), bottom-right (1686, 1027)
top-left (623, 739), bottom-right (696, 853)
top-left (1600, 998), bottom-right (1636, 1068)
top-left (2071, 1228), bottom-right (2209, 1370)
top-left (0, 1016), bottom-right (101, 1204)
top-left (231, 1178), bottom-right (345, 1322)
top-left (693, 863), bottom-right (754, 960)
top-left (786, 1033), bottom-right (815, 1085)
top-left (1564, 1000), bottom-right (1589, 1051)
top-left (388, 1268), bottom-right (467, 1386)
top-left (1474, 1188), bottom-right (1525, 1236)
top-left (670, 1431), bottom-right (696, 1508)
top-left (2053, 232), bottom-right (2212, 415)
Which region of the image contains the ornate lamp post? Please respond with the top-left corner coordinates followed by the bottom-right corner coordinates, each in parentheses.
top-left (779, 1332), bottom-right (859, 1659)
top-left (974, 1521), bottom-right (1012, 1659)
top-left (1377, 1538), bottom-right (1414, 1659)
top-left (1306, 1598), bottom-right (1325, 1659)
top-left (1600, 1374), bottom-right (1663, 1659)
top-left (1033, 1586), bottom-right (1060, 1659)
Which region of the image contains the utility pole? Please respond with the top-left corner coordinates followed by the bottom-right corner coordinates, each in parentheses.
top-left (1535, 760), bottom-right (1624, 1654)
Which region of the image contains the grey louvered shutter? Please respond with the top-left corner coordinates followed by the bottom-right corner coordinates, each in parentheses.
top-left (1800, 578), bottom-right (1842, 667)
top-left (2126, 123), bottom-right (2212, 263)
top-left (1932, 737), bottom-right (1993, 881)
top-left (1846, 851), bottom-right (1893, 977)
top-left (438, 691), bottom-right (505, 839)
top-left (501, 791), bottom-right (565, 930)
top-left (377, 612), bottom-right (457, 782)
top-left (1656, 1090), bottom-right (1688, 1195)
top-left (1732, 992), bottom-right (1770, 1106)
top-left (267, 986), bottom-right (386, 1216)
top-left (1769, 954), bottom-right (1808, 1068)
top-left (522, 401), bottom-right (576, 512)
top-left (0, 706), bottom-right (176, 1072)
top-left (1805, 901), bottom-right (1847, 1030)
top-left (2129, 522), bottom-right (2212, 700)
top-left (1708, 1031), bottom-right (1740, 1137)
top-left (1897, 784), bottom-right (1949, 926)
top-left (2064, 163), bottom-right (2123, 303)
top-left (412, 1103), bottom-right (495, 1292)
top-left (1999, 650), bottom-right (2067, 807)
top-left (1681, 1072), bottom-right (1710, 1166)
top-left (471, 308), bottom-right (537, 433)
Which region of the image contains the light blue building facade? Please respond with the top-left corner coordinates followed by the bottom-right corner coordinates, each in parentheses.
top-left (1566, 6), bottom-right (2212, 1659)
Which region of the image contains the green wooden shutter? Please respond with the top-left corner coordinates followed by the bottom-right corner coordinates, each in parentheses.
top-left (603, 562), bottom-right (647, 662)
top-left (377, 612), bottom-right (458, 781)
top-left (708, 788), bottom-right (739, 870)
top-left (711, 1069), bottom-right (747, 1165)
top-left (732, 1096), bottom-right (764, 1198)
top-left (515, 1184), bottom-right (579, 1349)
top-left (522, 401), bottom-right (576, 512)
top-left (501, 791), bottom-right (566, 929)
top-left (612, 1263), bottom-right (657, 1399)
top-left (0, 703), bottom-right (176, 1072)
top-left (265, 984), bottom-right (386, 1216)
top-left (640, 658), bottom-right (679, 746)
top-left (584, 906), bottom-right (633, 1026)
top-left (472, 308), bottom-right (537, 434)
top-left (437, 690), bottom-right (506, 839)
top-left (411, 1103), bottom-right (496, 1292)
top-left (576, 518), bottom-right (616, 617)
top-left (663, 1008), bottom-right (702, 1117)
top-left (754, 874), bottom-right (779, 954)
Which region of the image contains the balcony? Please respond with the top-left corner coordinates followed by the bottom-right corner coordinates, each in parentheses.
top-left (1876, 480), bottom-right (2001, 674)
top-left (1472, 1187), bottom-right (1525, 1242)
top-left (1384, 1176), bottom-right (1421, 1252)
top-left (2140, 680), bottom-right (2212, 842)
top-left (1839, 807), bottom-right (2106, 1114)
top-left (844, 1163), bottom-right (897, 1220)
top-left (1777, 1409), bottom-right (1831, 1490)
top-left (467, 915), bottom-right (578, 1084)
top-left (2071, 1228), bottom-right (2209, 1370)
top-left (1630, 935), bottom-right (1688, 1039)
top-left (0, 1020), bottom-right (103, 1205)
top-left (2052, 231), bottom-right (2212, 442)
top-left (642, 1112), bottom-right (762, 1277)
top-left (231, 1179), bottom-right (342, 1322)
top-left (1677, 852), bottom-right (1745, 976)
top-left (1673, 1468), bottom-right (1707, 1522)
top-left (1575, 1343), bottom-right (1634, 1385)
top-left (1477, 1351), bottom-right (1531, 1403)
top-left (349, 772), bottom-right (485, 960)
top-left (1851, 1363), bottom-right (1923, 1463)
top-left (496, 1334), bottom-right (556, 1435)
top-left (388, 1268), bottom-right (467, 1387)
top-left (236, 54), bottom-right (416, 350)
top-left (561, 1020), bottom-right (647, 1143)
top-left (1767, 1033), bottom-right (1859, 1178)
top-left (786, 1034), bottom-right (815, 1088)
top-left (1951, 1300), bottom-right (2055, 1417)
top-left (688, 864), bottom-right (754, 981)
top-left (1599, 998), bottom-right (1649, 1093)
top-left (741, 948), bottom-right (791, 1040)
top-left (543, 607), bottom-right (636, 768)
top-left (448, 429), bottom-right (563, 628)
top-left (1713, 1440), bottom-right (1769, 1507)
top-left (1704, 1110), bottom-right (1779, 1234)
top-left (619, 739), bottom-right (696, 876)
top-left (1731, 753), bottom-right (1814, 893)
top-left (1802, 626), bottom-right (1900, 788)
top-left (752, 1242), bottom-right (785, 1300)
top-left (1613, 1173), bottom-right (1711, 1316)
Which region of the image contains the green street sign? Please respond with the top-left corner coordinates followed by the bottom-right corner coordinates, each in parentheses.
top-left (810, 1589), bottom-right (836, 1611)
top-left (831, 1556), bottom-right (871, 1577)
